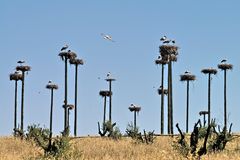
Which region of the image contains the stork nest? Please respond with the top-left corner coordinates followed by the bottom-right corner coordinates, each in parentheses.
top-left (69, 58), bottom-right (84, 65)
top-left (201, 68), bottom-right (217, 75)
top-left (63, 104), bottom-right (75, 110)
top-left (10, 73), bottom-right (23, 81)
top-left (169, 54), bottom-right (177, 62)
top-left (155, 58), bottom-right (168, 65)
top-left (46, 84), bottom-right (58, 90)
top-left (16, 65), bottom-right (31, 72)
top-left (58, 51), bottom-right (77, 60)
top-left (99, 90), bottom-right (112, 97)
top-left (159, 45), bottom-right (179, 56)
top-left (199, 111), bottom-right (209, 115)
top-left (128, 106), bottom-right (141, 112)
top-left (180, 74), bottom-right (196, 81)
top-left (218, 63), bottom-right (233, 70)
top-left (105, 78), bottom-right (116, 81)
top-left (158, 88), bottom-right (168, 95)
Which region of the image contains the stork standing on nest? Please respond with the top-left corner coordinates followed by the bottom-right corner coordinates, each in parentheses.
top-left (61, 44), bottom-right (69, 51)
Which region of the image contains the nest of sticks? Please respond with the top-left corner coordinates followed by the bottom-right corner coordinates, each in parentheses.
top-left (155, 58), bottom-right (168, 65)
top-left (180, 74), bottom-right (196, 81)
top-left (46, 84), bottom-right (58, 90)
top-left (63, 104), bottom-right (75, 110)
top-left (69, 58), bottom-right (84, 65)
top-left (10, 72), bottom-right (22, 81)
top-left (218, 63), bottom-right (233, 70)
top-left (159, 45), bottom-right (179, 57)
top-left (58, 51), bottom-right (77, 60)
top-left (201, 68), bottom-right (217, 75)
top-left (16, 65), bottom-right (31, 72)
top-left (99, 90), bottom-right (112, 97)
top-left (158, 88), bottom-right (168, 95)
top-left (128, 106), bottom-right (141, 112)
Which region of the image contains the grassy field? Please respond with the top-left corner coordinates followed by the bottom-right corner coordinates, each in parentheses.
top-left (1, 136), bottom-right (240, 159)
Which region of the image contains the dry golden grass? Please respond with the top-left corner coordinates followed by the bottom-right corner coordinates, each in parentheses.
top-left (1, 136), bottom-right (240, 159)
top-left (0, 136), bottom-right (42, 160)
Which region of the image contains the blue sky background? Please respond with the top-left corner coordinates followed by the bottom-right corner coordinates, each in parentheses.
top-left (1, 1), bottom-right (240, 136)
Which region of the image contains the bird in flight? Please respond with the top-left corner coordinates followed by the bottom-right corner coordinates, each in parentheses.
top-left (61, 44), bottom-right (69, 51)
top-left (101, 33), bottom-right (115, 42)
top-left (221, 59), bottom-right (227, 63)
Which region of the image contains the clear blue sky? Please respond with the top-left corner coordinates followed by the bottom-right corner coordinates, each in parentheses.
top-left (1, 0), bottom-right (240, 136)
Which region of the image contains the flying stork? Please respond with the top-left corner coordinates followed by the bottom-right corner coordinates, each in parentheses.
top-left (101, 33), bottom-right (115, 42)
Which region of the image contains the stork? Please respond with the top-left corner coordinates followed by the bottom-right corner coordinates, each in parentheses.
top-left (172, 40), bottom-right (175, 44)
top-left (107, 72), bottom-right (111, 78)
top-left (185, 70), bottom-right (190, 74)
top-left (221, 59), bottom-right (227, 63)
top-left (17, 60), bottom-right (25, 64)
top-left (163, 39), bottom-right (171, 44)
top-left (101, 33), bottom-right (115, 42)
top-left (160, 36), bottom-right (167, 41)
top-left (48, 80), bottom-right (52, 84)
top-left (61, 44), bottom-right (69, 51)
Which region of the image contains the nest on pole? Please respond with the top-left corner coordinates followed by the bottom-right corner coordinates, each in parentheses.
top-left (58, 51), bottom-right (77, 60)
top-left (159, 45), bottom-right (179, 57)
top-left (128, 106), bottom-right (141, 112)
top-left (10, 72), bottom-right (23, 81)
top-left (158, 88), bottom-right (168, 95)
top-left (201, 68), bottom-right (217, 75)
top-left (180, 74), bottom-right (196, 81)
top-left (199, 111), bottom-right (209, 116)
top-left (155, 58), bottom-right (168, 65)
top-left (69, 58), bottom-right (84, 65)
top-left (99, 90), bottom-right (112, 97)
top-left (218, 63), bottom-right (233, 70)
top-left (63, 104), bottom-right (75, 110)
top-left (46, 83), bottom-right (58, 90)
top-left (16, 65), bottom-right (31, 72)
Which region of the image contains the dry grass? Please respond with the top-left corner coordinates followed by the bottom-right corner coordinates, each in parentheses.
top-left (1, 136), bottom-right (240, 159)
top-left (0, 137), bottom-right (42, 160)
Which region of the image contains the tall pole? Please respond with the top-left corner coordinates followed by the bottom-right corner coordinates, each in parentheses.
top-left (109, 80), bottom-right (112, 122)
top-left (170, 61), bottom-right (173, 134)
top-left (64, 58), bottom-right (68, 132)
top-left (224, 70), bottom-right (227, 129)
top-left (14, 80), bottom-right (18, 135)
top-left (167, 61), bottom-right (171, 134)
top-left (20, 71), bottom-right (25, 132)
top-left (186, 80), bottom-right (189, 133)
top-left (103, 95), bottom-right (107, 125)
top-left (208, 73), bottom-right (211, 126)
top-left (49, 88), bottom-right (54, 145)
top-left (161, 64), bottom-right (165, 134)
top-left (74, 64), bottom-right (78, 136)
top-left (134, 111), bottom-right (137, 130)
